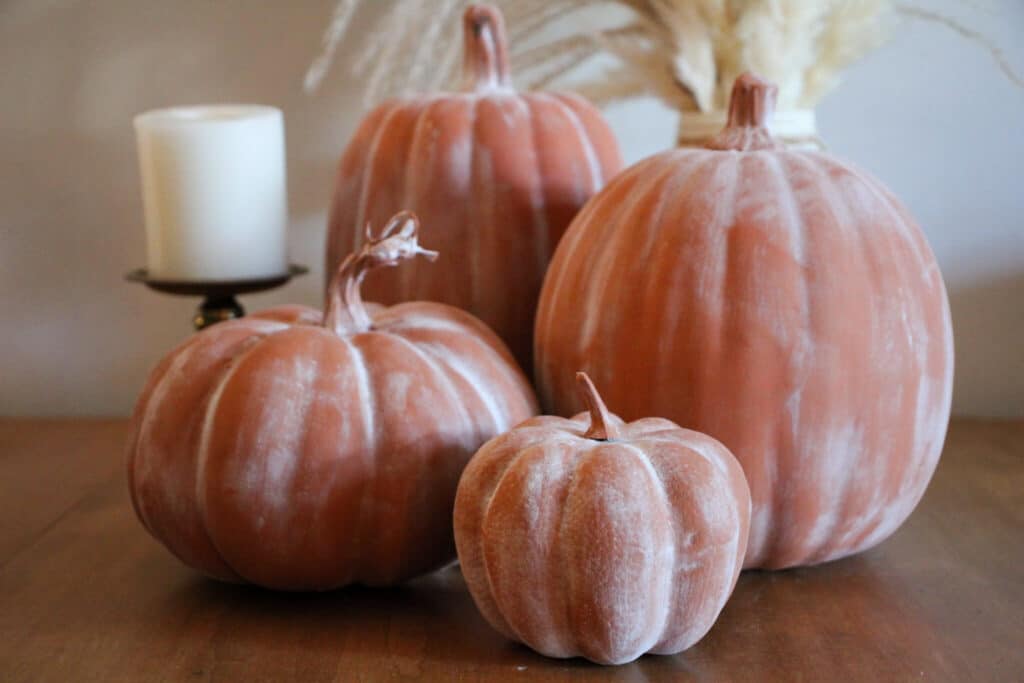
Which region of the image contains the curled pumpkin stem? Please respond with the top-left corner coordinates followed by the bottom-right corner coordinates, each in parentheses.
top-left (576, 372), bottom-right (621, 441)
top-left (324, 211), bottom-right (438, 335)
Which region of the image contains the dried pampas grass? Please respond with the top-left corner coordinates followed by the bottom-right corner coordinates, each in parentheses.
top-left (303, 0), bottom-right (569, 105)
top-left (305, 0), bottom-right (1022, 112)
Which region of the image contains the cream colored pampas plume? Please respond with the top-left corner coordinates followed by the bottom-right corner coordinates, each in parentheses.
top-left (304, 1), bottom-right (1021, 111)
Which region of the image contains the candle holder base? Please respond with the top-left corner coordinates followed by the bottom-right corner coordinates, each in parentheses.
top-left (126, 264), bottom-right (309, 331)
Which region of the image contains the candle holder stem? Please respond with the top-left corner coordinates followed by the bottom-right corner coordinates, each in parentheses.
top-left (195, 295), bottom-right (245, 330)
top-left (126, 264), bottom-right (308, 332)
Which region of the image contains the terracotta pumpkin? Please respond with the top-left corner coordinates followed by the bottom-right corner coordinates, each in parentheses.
top-left (325, 3), bottom-right (623, 373)
top-left (126, 212), bottom-right (538, 590)
top-left (454, 373), bottom-right (750, 665)
top-left (534, 73), bottom-right (954, 570)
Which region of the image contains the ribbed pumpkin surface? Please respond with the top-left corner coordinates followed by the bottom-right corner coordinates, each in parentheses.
top-left (127, 215), bottom-right (538, 589)
top-left (326, 5), bottom-right (622, 372)
top-left (535, 74), bottom-right (954, 569)
top-left (455, 374), bottom-right (750, 665)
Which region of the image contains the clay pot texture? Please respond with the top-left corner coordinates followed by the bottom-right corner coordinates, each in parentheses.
top-left (127, 213), bottom-right (538, 590)
top-left (534, 73), bottom-right (954, 570)
top-left (325, 4), bottom-right (622, 374)
top-left (454, 373), bottom-right (750, 665)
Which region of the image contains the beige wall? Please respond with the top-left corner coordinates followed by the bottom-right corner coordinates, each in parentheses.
top-left (2, 0), bottom-right (1022, 417)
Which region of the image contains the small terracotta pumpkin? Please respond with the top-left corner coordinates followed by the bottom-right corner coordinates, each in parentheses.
top-left (326, 4), bottom-right (623, 373)
top-left (535, 73), bottom-right (954, 569)
top-left (454, 373), bottom-right (750, 665)
top-left (126, 212), bottom-right (538, 590)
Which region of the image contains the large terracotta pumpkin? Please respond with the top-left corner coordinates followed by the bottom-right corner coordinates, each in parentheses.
top-left (127, 212), bottom-right (538, 590)
top-left (534, 73), bottom-right (954, 570)
top-left (325, 3), bottom-right (623, 373)
top-left (454, 373), bottom-right (750, 665)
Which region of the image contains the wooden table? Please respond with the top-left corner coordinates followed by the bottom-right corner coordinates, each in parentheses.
top-left (1, 418), bottom-right (1021, 682)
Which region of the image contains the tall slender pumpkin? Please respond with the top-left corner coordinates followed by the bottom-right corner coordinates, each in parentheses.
top-left (534, 73), bottom-right (954, 570)
top-left (325, 4), bottom-right (622, 373)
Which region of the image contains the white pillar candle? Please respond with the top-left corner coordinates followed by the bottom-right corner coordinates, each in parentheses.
top-left (134, 105), bottom-right (288, 281)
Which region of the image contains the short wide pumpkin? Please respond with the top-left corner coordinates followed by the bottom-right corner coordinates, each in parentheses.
top-left (454, 373), bottom-right (750, 665)
top-left (126, 212), bottom-right (538, 590)
top-left (326, 4), bottom-right (622, 372)
top-left (534, 73), bottom-right (954, 569)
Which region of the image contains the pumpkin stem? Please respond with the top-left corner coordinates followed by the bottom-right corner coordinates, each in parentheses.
top-left (462, 4), bottom-right (512, 92)
top-left (576, 372), bottom-right (621, 441)
top-left (323, 211), bottom-right (438, 335)
top-left (706, 72), bottom-right (781, 152)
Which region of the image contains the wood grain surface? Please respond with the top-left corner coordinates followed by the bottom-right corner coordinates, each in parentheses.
top-left (1, 417), bottom-right (1021, 682)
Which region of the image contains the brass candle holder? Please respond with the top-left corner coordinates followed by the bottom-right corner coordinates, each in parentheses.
top-left (126, 264), bottom-right (308, 330)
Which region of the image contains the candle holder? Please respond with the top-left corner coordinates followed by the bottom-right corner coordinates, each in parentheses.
top-left (126, 264), bottom-right (309, 330)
